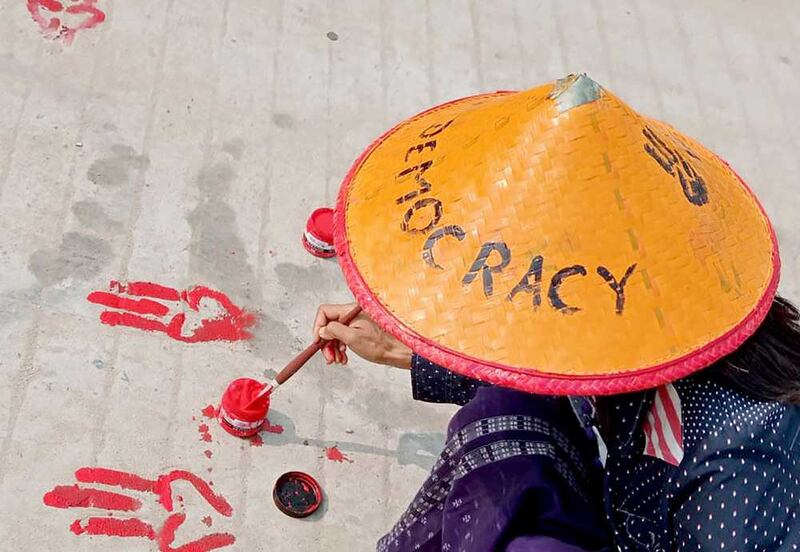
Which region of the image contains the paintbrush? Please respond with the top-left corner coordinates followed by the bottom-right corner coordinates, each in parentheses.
top-left (246, 304), bottom-right (363, 406)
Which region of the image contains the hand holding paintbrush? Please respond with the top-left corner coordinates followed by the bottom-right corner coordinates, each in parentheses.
top-left (249, 304), bottom-right (364, 403)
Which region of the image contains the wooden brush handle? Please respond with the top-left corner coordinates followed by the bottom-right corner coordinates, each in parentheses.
top-left (274, 305), bottom-right (362, 385)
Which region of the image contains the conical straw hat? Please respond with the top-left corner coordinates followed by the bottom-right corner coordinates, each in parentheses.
top-left (334, 74), bottom-right (780, 395)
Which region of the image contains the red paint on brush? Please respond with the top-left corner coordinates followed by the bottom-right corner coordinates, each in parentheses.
top-left (204, 450), bottom-right (213, 459)
top-left (45, 467), bottom-right (235, 550)
top-left (198, 423), bottom-right (212, 443)
top-left (43, 485), bottom-right (142, 511)
top-left (325, 446), bottom-right (353, 463)
top-left (89, 281), bottom-right (256, 344)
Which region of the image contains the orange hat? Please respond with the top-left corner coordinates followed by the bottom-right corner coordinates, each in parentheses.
top-left (334, 74), bottom-right (780, 395)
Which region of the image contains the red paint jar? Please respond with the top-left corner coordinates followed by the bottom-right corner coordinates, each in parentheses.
top-left (302, 207), bottom-right (336, 258)
top-left (218, 378), bottom-right (269, 438)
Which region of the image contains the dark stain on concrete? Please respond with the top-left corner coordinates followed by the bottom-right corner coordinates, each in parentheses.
top-left (28, 231), bottom-right (112, 286)
top-left (87, 144), bottom-right (149, 187)
top-left (271, 113), bottom-right (295, 129)
top-left (274, 262), bottom-right (333, 297)
top-left (222, 138), bottom-right (245, 160)
top-left (71, 200), bottom-right (123, 234)
top-left (187, 162), bottom-right (253, 300)
top-left (188, 159), bottom-right (300, 362)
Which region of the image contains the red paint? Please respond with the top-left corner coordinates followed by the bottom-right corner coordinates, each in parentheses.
top-left (70, 519), bottom-right (85, 535)
top-left (88, 292), bottom-right (170, 316)
top-left (198, 424), bottom-right (212, 443)
top-left (27, 0), bottom-right (105, 45)
top-left (324, 446), bottom-right (353, 463)
top-left (113, 280), bottom-right (181, 301)
top-left (75, 467), bottom-right (155, 492)
top-left (44, 467), bottom-right (235, 550)
top-left (303, 207), bottom-right (336, 258)
top-left (250, 433), bottom-right (263, 447)
top-left (201, 405), bottom-right (219, 419)
top-left (262, 420), bottom-right (284, 434)
top-left (88, 281), bottom-right (256, 344)
top-left (204, 450), bottom-right (213, 459)
top-left (155, 470), bottom-right (232, 515)
top-left (158, 513), bottom-right (235, 552)
top-left (71, 517), bottom-right (156, 539)
top-left (218, 378), bottom-right (269, 438)
top-left (43, 485), bottom-right (142, 511)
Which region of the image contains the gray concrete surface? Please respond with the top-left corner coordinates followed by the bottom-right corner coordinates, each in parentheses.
top-left (0, 0), bottom-right (798, 550)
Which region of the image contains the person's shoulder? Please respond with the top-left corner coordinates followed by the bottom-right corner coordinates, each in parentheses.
top-left (673, 376), bottom-right (799, 452)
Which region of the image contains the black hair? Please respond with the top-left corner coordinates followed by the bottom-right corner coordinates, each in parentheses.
top-left (707, 296), bottom-right (800, 405)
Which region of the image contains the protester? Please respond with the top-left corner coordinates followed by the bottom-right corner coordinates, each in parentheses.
top-left (320, 74), bottom-right (798, 550)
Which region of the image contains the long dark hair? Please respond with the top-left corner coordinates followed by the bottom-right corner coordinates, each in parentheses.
top-left (707, 296), bottom-right (800, 405)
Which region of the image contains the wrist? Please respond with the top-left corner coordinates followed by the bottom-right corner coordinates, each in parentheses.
top-left (383, 341), bottom-right (413, 370)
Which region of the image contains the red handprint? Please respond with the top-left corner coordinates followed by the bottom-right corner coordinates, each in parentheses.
top-left (27, 0), bottom-right (106, 44)
top-left (87, 281), bottom-right (256, 343)
top-left (43, 467), bottom-right (235, 551)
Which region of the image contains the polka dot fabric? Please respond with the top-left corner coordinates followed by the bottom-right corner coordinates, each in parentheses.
top-left (604, 376), bottom-right (800, 551)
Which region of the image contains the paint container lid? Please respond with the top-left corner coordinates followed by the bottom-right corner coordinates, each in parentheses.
top-left (273, 471), bottom-right (323, 518)
top-left (218, 378), bottom-right (269, 438)
top-left (302, 207), bottom-right (336, 258)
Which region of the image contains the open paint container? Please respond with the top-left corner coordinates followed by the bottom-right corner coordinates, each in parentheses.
top-left (218, 378), bottom-right (270, 438)
top-left (302, 207), bottom-right (336, 258)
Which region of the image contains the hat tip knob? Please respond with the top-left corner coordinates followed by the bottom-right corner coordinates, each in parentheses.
top-left (549, 73), bottom-right (603, 113)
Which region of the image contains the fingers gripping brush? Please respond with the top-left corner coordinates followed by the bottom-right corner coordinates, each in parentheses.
top-left (218, 305), bottom-right (362, 438)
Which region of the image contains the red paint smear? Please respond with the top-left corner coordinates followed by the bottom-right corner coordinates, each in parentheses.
top-left (27, 0), bottom-right (105, 45)
top-left (88, 291), bottom-right (170, 316)
top-left (46, 467), bottom-right (235, 551)
top-left (201, 516), bottom-right (213, 527)
top-left (198, 424), bottom-right (212, 443)
top-left (43, 485), bottom-right (142, 511)
top-left (71, 517), bottom-right (155, 539)
top-left (75, 467), bottom-right (155, 492)
top-left (204, 450), bottom-right (213, 459)
top-left (158, 513), bottom-right (235, 552)
top-left (201, 405), bottom-right (218, 419)
top-left (101, 310), bottom-right (168, 332)
top-left (262, 420), bottom-right (284, 434)
top-left (122, 281), bottom-right (182, 301)
top-left (89, 283), bottom-right (256, 344)
top-left (70, 519), bottom-right (85, 535)
top-left (249, 434), bottom-right (263, 447)
top-left (155, 470), bottom-right (232, 516)
top-left (325, 446), bottom-right (353, 463)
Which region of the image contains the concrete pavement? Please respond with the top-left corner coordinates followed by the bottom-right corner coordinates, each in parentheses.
top-left (0, 0), bottom-right (798, 550)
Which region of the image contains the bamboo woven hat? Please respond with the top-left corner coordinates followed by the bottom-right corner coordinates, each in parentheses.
top-left (334, 74), bottom-right (780, 395)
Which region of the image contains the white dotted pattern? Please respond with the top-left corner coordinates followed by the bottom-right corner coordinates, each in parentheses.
top-left (606, 377), bottom-right (800, 550)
